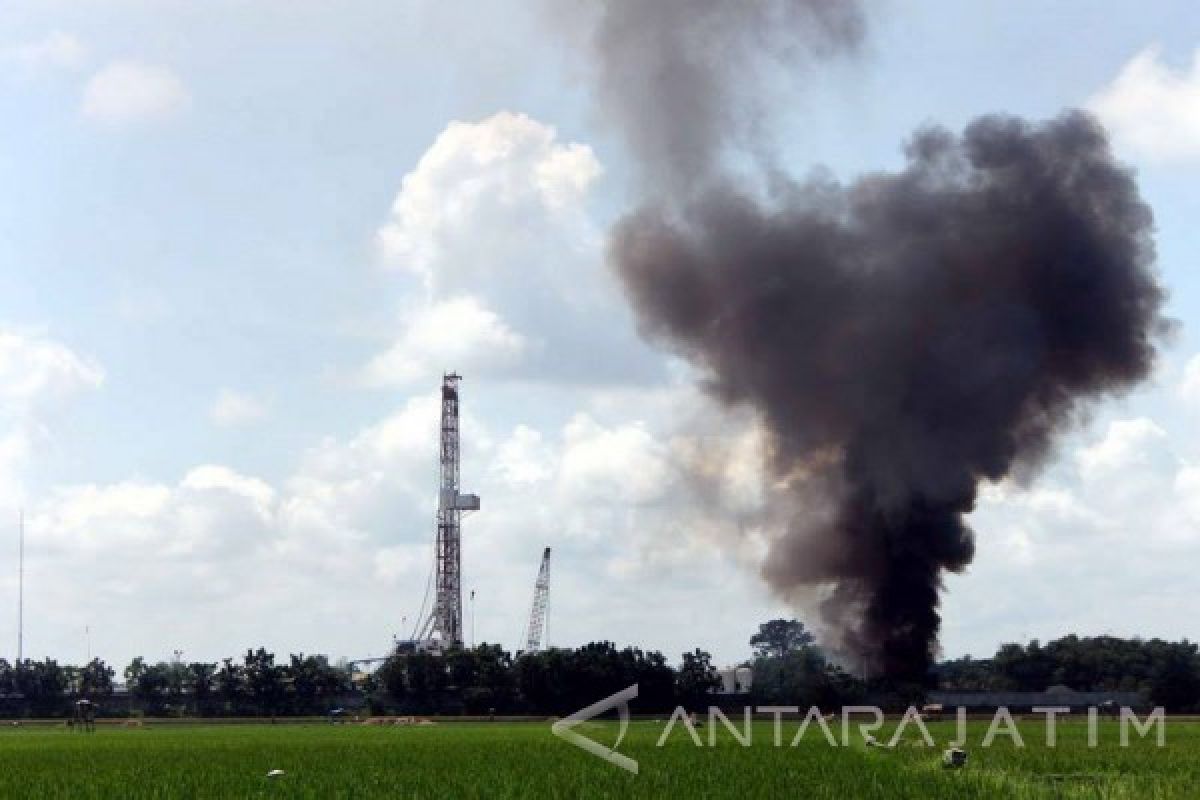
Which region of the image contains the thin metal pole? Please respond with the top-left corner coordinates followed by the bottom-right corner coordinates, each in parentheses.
top-left (470, 590), bottom-right (475, 648)
top-left (17, 509), bottom-right (23, 664)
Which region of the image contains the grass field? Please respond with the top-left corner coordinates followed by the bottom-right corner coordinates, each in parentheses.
top-left (0, 717), bottom-right (1196, 798)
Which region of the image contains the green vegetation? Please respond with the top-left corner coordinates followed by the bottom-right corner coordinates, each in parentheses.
top-left (937, 635), bottom-right (1200, 707)
top-left (2, 621), bottom-right (1198, 719)
top-left (0, 718), bottom-right (1195, 798)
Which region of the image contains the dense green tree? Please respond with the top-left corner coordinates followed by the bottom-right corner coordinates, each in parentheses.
top-left (466, 643), bottom-right (515, 713)
top-left (938, 635), bottom-right (1200, 710)
top-left (750, 619), bottom-right (816, 659)
top-left (318, 658), bottom-right (352, 697)
top-left (125, 657), bottom-right (170, 714)
top-left (243, 648), bottom-right (285, 716)
top-left (287, 654), bottom-right (350, 714)
top-left (754, 647), bottom-right (827, 704)
top-left (445, 647), bottom-right (478, 693)
top-left (676, 649), bottom-right (720, 709)
top-left (15, 659), bottom-right (68, 715)
top-left (933, 655), bottom-right (997, 690)
top-left (509, 641), bottom-right (673, 714)
top-left (164, 660), bottom-right (189, 711)
top-left (79, 658), bottom-right (114, 699)
top-left (624, 648), bottom-right (676, 712)
top-left (514, 648), bottom-right (571, 712)
top-left (1149, 643), bottom-right (1200, 711)
top-left (377, 654), bottom-right (408, 707)
top-left (123, 656), bottom-right (146, 688)
top-left (188, 663), bottom-right (217, 716)
top-left (288, 653), bottom-right (322, 713)
top-left (216, 658), bottom-right (244, 713)
top-left (404, 650), bottom-right (449, 712)
top-left (571, 641), bottom-right (632, 710)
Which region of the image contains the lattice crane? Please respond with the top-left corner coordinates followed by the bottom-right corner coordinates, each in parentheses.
top-left (521, 547), bottom-right (551, 653)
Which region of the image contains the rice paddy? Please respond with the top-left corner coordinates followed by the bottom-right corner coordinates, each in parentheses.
top-left (0, 717), bottom-right (1195, 798)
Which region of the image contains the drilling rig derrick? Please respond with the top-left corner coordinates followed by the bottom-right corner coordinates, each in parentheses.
top-left (413, 373), bottom-right (479, 650)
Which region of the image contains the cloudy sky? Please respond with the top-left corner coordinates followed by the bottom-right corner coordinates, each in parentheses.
top-left (1, 0), bottom-right (1199, 670)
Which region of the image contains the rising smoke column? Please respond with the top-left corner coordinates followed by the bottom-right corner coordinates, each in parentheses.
top-left (564, 1), bottom-right (1167, 681)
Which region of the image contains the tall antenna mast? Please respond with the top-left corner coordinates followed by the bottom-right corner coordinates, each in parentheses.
top-left (522, 547), bottom-right (551, 653)
top-left (415, 373), bottom-right (479, 649)
top-left (17, 509), bottom-right (23, 664)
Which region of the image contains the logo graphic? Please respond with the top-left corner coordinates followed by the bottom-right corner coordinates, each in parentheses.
top-left (551, 684), bottom-right (639, 774)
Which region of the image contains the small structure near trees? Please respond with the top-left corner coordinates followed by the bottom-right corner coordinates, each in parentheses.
top-left (73, 699), bottom-right (96, 733)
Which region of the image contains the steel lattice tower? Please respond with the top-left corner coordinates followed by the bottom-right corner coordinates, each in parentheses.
top-left (416, 373), bottom-right (479, 648)
top-left (522, 547), bottom-right (551, 652)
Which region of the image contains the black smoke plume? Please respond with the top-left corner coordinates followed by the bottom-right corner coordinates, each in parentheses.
top-left (554, 0), bottom-right (865, 197)
top-left (563, 2), bottom-right (1167, 681)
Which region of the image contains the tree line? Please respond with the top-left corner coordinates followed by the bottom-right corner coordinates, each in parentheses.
top-left (745, 622), bottom-right (1200, 711)
top-left (0, 650), bottom-right (352, 718)
top-left (374, 642), bottom-right (726, 715)
top-left (935, 635), bottom-right (1200, 709)
top-left (373, 622), bottom-right (870, 715)
top-left (0, 623), bottom-right (1196, 717)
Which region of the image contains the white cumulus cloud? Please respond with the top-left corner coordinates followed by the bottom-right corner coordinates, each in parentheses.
top-left (377, 111), bottom-right (601, 293)
top-left (1076, 417), bottom-right (1171, 480)
top-left (946, 414), bottom-right (1200, 656)
top-left (3, 31), bottom-right (87, 72)
top-left (1177, 353), bottom-right (1200, 406)
top-left (0, 329), bottom-right (102, 508)
top-left (209, 389), bottom-right (268, 427)
top-left (369, 111), bottom-right (659, 386)
top-left (7, 378), bottom-right (784, 667)
top-left (1089, 46), bottom-right (1200, 162)
top-left (360, 297), bottom-right (528, 386)
top-left (0, 329), bottom-right (103, 414)
top-left (558, 414), bottom-right (671, 507)
top-left (81, 60), bottom-right (190, 127)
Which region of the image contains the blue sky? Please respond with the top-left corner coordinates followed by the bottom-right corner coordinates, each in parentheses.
top-left (1, 0), bottom-right (1199, 670)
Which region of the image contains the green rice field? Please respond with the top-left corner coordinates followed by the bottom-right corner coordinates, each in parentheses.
top-left (0, 717), bottom-right (1195, 798)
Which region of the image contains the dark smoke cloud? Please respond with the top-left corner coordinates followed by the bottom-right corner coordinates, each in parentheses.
top-left (553, 0), bottom-right (865, 196)
top-left (614, 114), bottom-right (1164, 679)
top-left (560, 2), bottom-right (1167, 681)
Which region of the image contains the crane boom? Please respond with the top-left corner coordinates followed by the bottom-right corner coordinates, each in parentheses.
top-left (522, 547), bottom-right (551, 652)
